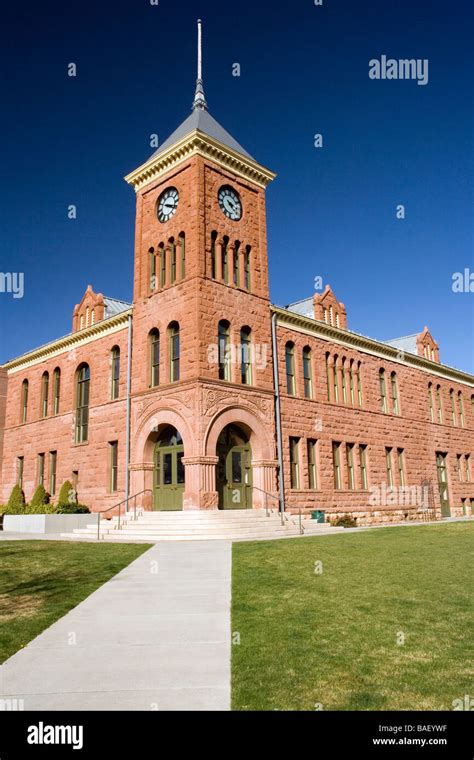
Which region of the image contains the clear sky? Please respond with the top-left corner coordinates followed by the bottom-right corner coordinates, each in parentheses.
top-left (0, 0), bottom-right (472, 372)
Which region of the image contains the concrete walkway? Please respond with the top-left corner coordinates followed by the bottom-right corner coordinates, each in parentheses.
top-left (0, 541), bottom-right (232, 710)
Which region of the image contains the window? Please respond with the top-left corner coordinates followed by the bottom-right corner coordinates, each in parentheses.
top-left (149, 329), bottom-right (160, 387)
top-left (346, 443), bottom-right (355, 490)
top-left (222, 237), bottom-right (229, 284)
top-left (385, 447), bottom-right (393, 487)
top-left (458, 392), bottom-right (464, 427)
top-left (38, 453), bottom-right (45, 486)
top-left (49, 451), bottom-right (57, 495)
top-left (41, 371), bottom-right (49, 418)
top-left (289, 437), bottom-right (300, 489)
top-left (456, 454), bottom-right (463, 482)
top-left (333, 355), bottom-right (339, 403)
top-left (325, 353), bottom-right (331, 401)
top-left (179, 233), bottom-right (186, 279)
top-left (53, 368), bottom-right (60, 415)
top-left (349, 360), bottom-right (355, 405)
top-left (332, 442), bottom-right (342, 489)
top-left (341, 358), bottom-right (347, 404)
top-left (302, 347), bottom-right (312, 399)
top-left (211, 231), bottom-right (217, 279)
top-left (17, 456), bottom-right (24, 488)
top-left (159, 244), bottom-right (166, 288)
top-left (379, 369), bottom-right (387, 413)
top-left (397, 448), bottom-right (405, 487)
top-left (307, 440), bottom-right (317, 489)
top-left (75, 364), bottom-right (90, 443)
top-left (450, 389), bottom-right (456, 425)
top-left (169, 322), bottom-right (180, 382)
top-left (111, 347), bottom-right (120, 400)
top-left (110, 441), bottom-right (118, 492)
top-left (240, 327), bottom-right (252, 385)
top-left (428, 383), bottom-right (434, 422)
top-left (391, 372), bottom-right (399, 415)
top-left (357, 362), bottom-right (363, 407)
top-left (218, 321), bottom-right (231, 381)
top-left (285, 342), bottom-right (296, 396)
top-left (170, 239), bottom-right (176, 284)
top-left (461, 498), bottom-right (468, 516)
top-left (436, 385), bottom-right (443, 423)
top-left (21, 379), bottom-right (28, 423)
top-left (149, 247), bottom-right (156, 291)
top-left (233, 241), bottom-right (240, 287)
top-left (243, 246), bottom-right (251, 290)
top-left (359, 444), bottom-right (368, 490)
top-left (465, 454), bottom-right (471, 482)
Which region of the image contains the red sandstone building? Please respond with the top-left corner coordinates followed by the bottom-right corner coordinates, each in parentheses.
top-left (1, 49), bottom-right (473, 524)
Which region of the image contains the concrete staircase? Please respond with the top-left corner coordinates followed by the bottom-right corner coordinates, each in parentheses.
top-left (61, 509), bottom-right (345, 543)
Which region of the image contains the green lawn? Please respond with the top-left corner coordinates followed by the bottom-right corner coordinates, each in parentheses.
top-left (0, 540), bottom-right (150, 663)
top-left (232, 522), bottom-right (473, 710)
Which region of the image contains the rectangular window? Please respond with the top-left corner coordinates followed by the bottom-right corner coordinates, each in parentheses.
top-left (397, 448), bottom-right (405, 487)
top-left (450, 392), bottom-right (456, 425)
top-left (53, 370), bottom-right (60, 415)
top-left (326, 354), bottom-right (331, 402)
top-left (346, 443), bottom-right (355, 490)
top-left (456, 454), bottom-right (463, 482)
top-left (332, 441), bottom-right (342, 490)
top-left (38, 453), bottom-right (45, 487)
top-left (436, 386), bottom-right (443, 423)
top-left (380, 371), bottom-right (388, 413)
top-left (428, 385), bottom-right (434, 422)
top-left (461, 498), bottom-right (467, 516)
top-left (391, 374), bottom-right (399, 415)
top-left (17, 456), bottom-right (24, 489)
top-left (333, 360), bottom-right (339, 403)
top-left (289, 437), bottom-right (300, 489)
top-left (349, 361), bottom-right (355, 405)
top-left (303, 350), bottom-right (312, 399)
top-left (341, 362), bottom-right (347, 404)
top-left (244, 248), bottom-right (251, 291)
top-left (110, 441), bottom-right (118, 493)
top-left (359, 444), bottom-right (368, 490)
top-left (465, 454), bottom-right (471, 482)
top-left (385, 447), bottom-right (393, 488)
top-left (49, 451), bottom-right (57, 495)
top-left (357, 363), bottom-right (363, 407)
top-left (285, 345), bottom-right (295, 396)
top-left (307, 439), bottom-right (317, 489)
top-left (458, 394), bottom-right (465, 427)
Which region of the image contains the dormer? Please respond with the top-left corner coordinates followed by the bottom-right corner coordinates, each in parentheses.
top-left (72, 285), bottom-right (105, 332)
top-left (416, 327), bottom-right (440, 363)
top-left (313, 285), bottom-right (347, 329)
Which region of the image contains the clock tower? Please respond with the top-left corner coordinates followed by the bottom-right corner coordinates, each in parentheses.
top-left (125, 21), bottom-right (278, 511)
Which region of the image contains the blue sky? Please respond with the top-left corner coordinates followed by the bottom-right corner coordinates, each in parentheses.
top-left (0, 0), bottom-right (472, 371)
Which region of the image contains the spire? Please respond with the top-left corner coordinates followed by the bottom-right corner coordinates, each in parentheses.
top-left (192, 19), bottom-right (208, 111)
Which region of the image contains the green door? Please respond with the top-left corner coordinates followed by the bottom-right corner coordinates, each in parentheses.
top-left (436, 453), bottom-right (451, 517)
top-left (217, 443), bottom-right (252, 509)
top-left (153, 427), bottom-right (184, 511)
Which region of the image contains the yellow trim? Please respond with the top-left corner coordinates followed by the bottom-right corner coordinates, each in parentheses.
top-left (124, 129), bottom-right (276, 192)
top-left (272, 306), bottom-right (474, 387)
top-left (3, 310), bottom-right (132, 375)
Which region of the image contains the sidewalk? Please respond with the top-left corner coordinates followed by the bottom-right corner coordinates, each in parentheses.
top-left (0, 541), bottom-right (231, 710)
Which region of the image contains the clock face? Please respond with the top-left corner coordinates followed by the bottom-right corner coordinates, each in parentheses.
top-left (157, 187), bottom-right (179, 223)
top-left (218, 186), bottom-right (242, 221)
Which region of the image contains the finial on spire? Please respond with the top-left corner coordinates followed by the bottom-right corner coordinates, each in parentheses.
top-left (192, 18), bottom-right (208, 111)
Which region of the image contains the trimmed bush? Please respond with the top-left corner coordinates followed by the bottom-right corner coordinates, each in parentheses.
top-left (332, 514), bottom-right (358, 528)
top-left (56, 504), bottom-right (90, 514)
top-left (5, 485), bottom-right (26, 514)
top-left (30, 484), bottom-right (50, 508)
top-left (57, 480), bottom-right (77, 507)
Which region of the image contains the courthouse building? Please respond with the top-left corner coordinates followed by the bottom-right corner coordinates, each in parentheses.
top-left (1, 34), bottom-right (473, 524)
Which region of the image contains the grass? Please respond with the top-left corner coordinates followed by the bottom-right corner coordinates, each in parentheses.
top-left (0, 540), bottom-right (150, 663)
top-left (232, 522), bottom-right (473, 710)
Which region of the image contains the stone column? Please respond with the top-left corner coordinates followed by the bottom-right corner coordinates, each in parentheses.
top-left (251, 460), bottom-right (278, 510)
top-left (182, 456), bottom-right (219, 510)
top-left (129, 462), bottom-right (154, 511)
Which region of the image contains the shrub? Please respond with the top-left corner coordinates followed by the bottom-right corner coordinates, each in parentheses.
top-left (26, 502), bottom-right (57, 514)
top-left (55, 503), bottom-right (90, 514)
top-left (30, 484), bottom-right (50, 508)
top-left (5, 485), bottom-right (26, 514)
top-left (57, 480), bottom-right (77, 507)
top-left (332, 514), bottom-right (357, 528)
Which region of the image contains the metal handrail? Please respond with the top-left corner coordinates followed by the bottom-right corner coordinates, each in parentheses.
top-left (96, 489), bottom-right (153, 541)
top-left (250, 485), bottom-right (293, 526)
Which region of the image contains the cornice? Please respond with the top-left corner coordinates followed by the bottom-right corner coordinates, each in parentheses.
top-left (3, 309), bottom-right (132, 375)
top-left (124, 129), bottom-right (276, 192)
top-left (272, 306), bottom-right (474, 387)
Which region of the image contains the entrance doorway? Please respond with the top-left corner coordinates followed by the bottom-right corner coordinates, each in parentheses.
top-left (436, 452), bottom-right (451, 517)
top-left (153, 426), bottom-right (184, 511)
top-left (216, 424), bottom-right (252, 509)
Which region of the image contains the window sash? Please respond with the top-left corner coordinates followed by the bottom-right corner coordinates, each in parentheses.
top-left (307, 440), bottom-right (317, 489)
top-left (289, 438), bottom-right (300, 489)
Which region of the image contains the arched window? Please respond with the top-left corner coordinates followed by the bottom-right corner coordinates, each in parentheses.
top-left (53, 368), bottom-right (61, 415)
top-left (341, 357), bottom-right (347, 404)
top-left (243, 246), bottom-right (251, 290)
top-left (379, 369), bottom-right (387, 413)
top-left (325, 352), bottom-right (331, 401)
top-left (233, 241), bottom-right (241, 287)
top-left (349, 359), bottom-right (355, 405)
top-left (436, 385), bottom-right (443, 423)
top-left (285, 342), bottom-right (295, 396)
top-left (329, 306), bottom-right (334, 326)
top-left (179, 232), bottom-right (185, 279)
top-left (241, 326), bottom-right (252, 385)
top-left (391, 372), bottom-right (399, 415)
top-left (458, 391), bottom-right (464, 428)
top-left (169, 322), bottom-right (180, 382)
top-left (428, 383), bottom-right (434, 422)
top-left (149, 247), bottom-right (156, 291)
top-left (149, 329), bottom-right (160, 387)
top-left (75, 364), bottom-right (90, 443)
top-left (357, 361), bottom-right (363, 407)
top-left (21, 379), bottom-right (28, 423)
top-left (302, 346), bottom-right (312, 399)
top-left (450, 389), bottom-right (456, 425)
top-left (159, 243), bottom-right (166, 288)
top-left (91, 309), bottom-right (95, 325)
top-left (111, 346), bottom-right (120, 400)
top-left (333, 355), bottom-right (339, 403)
top-left (169, 238), bottom-right (176, 284)
top-left (218, 321), bottom-right (231, 381)
top-left (222, 237), bottom-right (229, 284)
top-left (41, 371), bottom-right (49, 418)
top-left (211, 231), bottom-right (217, 279)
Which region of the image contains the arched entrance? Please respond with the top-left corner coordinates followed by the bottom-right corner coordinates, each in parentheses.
top-left (216, 424), bottom-right (252, 509)
top-left (153, 426), bottom-right (184, 510)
